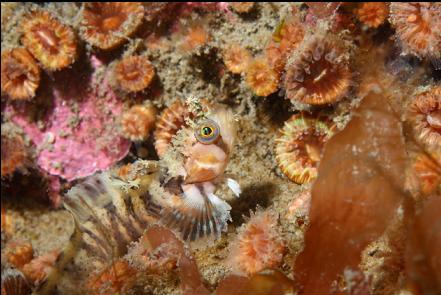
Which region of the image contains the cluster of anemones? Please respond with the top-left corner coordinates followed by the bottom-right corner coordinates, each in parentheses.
top-left (4, 241), bottom-right (34, 270)
top-left (0, 3), bottom-right (159, 101)
top-left (221, 8), bottom-right (306, 98)
top-left (86, 225), bottom-right (190, 294)
top-left (242, 9), bottom-right (355, 106)
top-left (3, 240), bottom-right (60, 287)
top-left (406, 86), bottom-right (440, 196)
top-left (1, 9), bottom-right (77, 100)
top-left (241, 13), bottom-right (306, 98)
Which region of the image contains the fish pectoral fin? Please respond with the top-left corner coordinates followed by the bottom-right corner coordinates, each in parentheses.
top-left (160, 187), bottom-right (232, 242)
top-left (226, 178), bottom-right (241, 197)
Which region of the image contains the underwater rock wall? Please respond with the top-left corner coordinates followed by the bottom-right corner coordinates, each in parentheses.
top-left (1, 2), bottom-right (440, 295)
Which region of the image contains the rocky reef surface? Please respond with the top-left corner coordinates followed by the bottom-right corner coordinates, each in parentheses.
top-left (1, 3), bottom-right (440, 295)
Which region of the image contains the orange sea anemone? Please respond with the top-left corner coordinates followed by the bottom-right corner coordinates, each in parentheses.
top-left (1, 48), bottom-right (41, 101)
top-left (277, 18), bottom-right (305, 63)
top-left (21, 10), bottom-right (77, 71)
top-left (356, 2), bottom-right (389, 28)
top-left (1, 132), bottom-right (28, 178)
top-left (246, 58), bottom-right (279, 97)
top-left (413, 151), bottom-right (441, 196)
top-left (284, 35), bottom-right (352, 105)
top-left (275, 113), bottom-right (335, 184)
top-left (228, 210), bottom-right (285, 275)
top-left (126, 225), bottom-right (185, 274)
top-left (113, 55), bottom-right (155, 92)
top-left (389, 2), bottom-right (441, 59)
top-left (121, 104), bottom-right (157, 141)
top-left (230, 2), bottom-right (255, 14)
top-left (180, 25), bottom-right (210, 52)
top-left (4, 241), bottom-right (34, 269)
top-left (81, 2), bottom-right (144, 50)
top-left (86, 260), bottom-right (137, 295)
top-left (265, 43), bottom-right (283, 74)
top-left (266, 17), bottom-right (305, 74)
top-left (21, 250), bottom-right (60, 285)
top-left (407, 86), bottom-right (441, 150)
top-left (223, 44), bottom-right (251, 74)
top-left (154, 100), bottom-right (191, 158)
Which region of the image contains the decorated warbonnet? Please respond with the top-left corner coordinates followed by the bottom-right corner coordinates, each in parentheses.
top-left (32, 100), bottom-right (240, 294)
top-left (158, 102), bottom-right (240, 241)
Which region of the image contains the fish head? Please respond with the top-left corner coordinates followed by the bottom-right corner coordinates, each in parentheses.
top-left (183, 106), bottom-right (236, 184)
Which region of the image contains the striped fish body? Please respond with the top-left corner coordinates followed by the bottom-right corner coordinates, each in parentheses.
top-left (63, 172), bottom-right (159, 265)
top-left (33, 167), bottom-right (159, 295)
top-left (35, 156), bottom-right (238, 294)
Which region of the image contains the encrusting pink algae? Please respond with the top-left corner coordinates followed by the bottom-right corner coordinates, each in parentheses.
top-left (7, 56), bottom-right (130, 182)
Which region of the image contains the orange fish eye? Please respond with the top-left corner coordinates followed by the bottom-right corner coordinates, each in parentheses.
top-left (195, 119), bottom-right (220, 144)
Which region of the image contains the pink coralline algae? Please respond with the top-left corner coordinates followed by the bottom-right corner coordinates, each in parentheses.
top-left (7, 58), bottom-right (130, 181)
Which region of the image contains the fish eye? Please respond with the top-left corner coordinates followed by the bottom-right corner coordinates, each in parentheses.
top-left (195, 119), bottom-right (220, 144)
